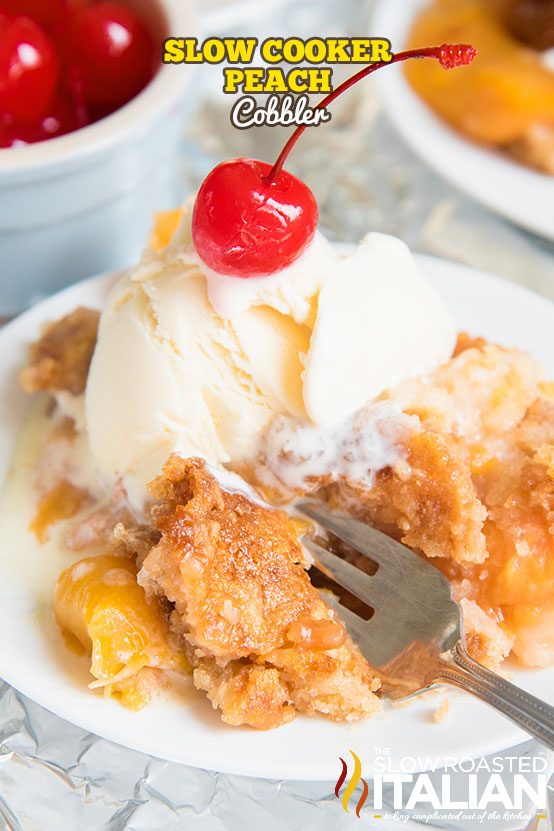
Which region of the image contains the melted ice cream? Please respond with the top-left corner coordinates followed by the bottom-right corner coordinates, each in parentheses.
top-left (259, 400), bottom-right (419, 494)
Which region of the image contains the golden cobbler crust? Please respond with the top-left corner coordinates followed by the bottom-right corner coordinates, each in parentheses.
top-left (316, 342), bottom-right (554, 669)
top-left (20, 307), bottom-right (99, 396)
top-left (138, 456), bottom-right (381, 729)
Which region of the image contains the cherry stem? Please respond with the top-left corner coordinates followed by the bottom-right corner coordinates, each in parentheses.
top-left (267, 44), bottom-right (477, 183)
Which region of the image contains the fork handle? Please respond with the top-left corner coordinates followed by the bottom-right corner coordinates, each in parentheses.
top-left (434, 641), bottom-right (554, 750)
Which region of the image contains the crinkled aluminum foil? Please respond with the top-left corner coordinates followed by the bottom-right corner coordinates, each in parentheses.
top-left (0, 682), bottom-right (552, 830)
top-left (2, 0), bottom-right (554, 828)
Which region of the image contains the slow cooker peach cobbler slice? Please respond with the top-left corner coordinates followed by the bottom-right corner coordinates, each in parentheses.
top-left (137, 456), bottom-right (380, 728)
top-left (406, 0), bottom-right (554, 173)
top-left (18, 307), bottom-right (554, 728)
top-left (12, 41), bottom-right (551, 729)
top-left (19, 311), bottom-right (381, 726)
top-left (318, 338), bottom-right (554, 669)
top-left (53, 456), bottom-right (381, 728)
top-left (255, 334), bottom-right (554, 671)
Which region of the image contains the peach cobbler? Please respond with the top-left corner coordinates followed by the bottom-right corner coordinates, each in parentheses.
top-left (14, 202), bottom-right (554, 731)
top-left (406, 0), bottom-right (554, 174)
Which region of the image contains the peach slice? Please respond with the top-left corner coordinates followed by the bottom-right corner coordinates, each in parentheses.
top-left (406, 0), bottom-right (554, 145)
top-left (55, 554), bottom-right (188, 709)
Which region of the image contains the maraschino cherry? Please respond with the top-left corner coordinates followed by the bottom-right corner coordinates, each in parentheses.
top-left (0, 0), bottom-right (66, 29)
top-left (4, 94), bottom-right (77, 146)
top-left (192, 158), bottom-right (319, 278)
top-left (192, 44), bottom-right (477, 279)
top-left (0, 14), bottom-right (59, 124)
top-left (71, 3), bottom-right (155, 110)
top-left (0, 1), bottom-right (156, 148)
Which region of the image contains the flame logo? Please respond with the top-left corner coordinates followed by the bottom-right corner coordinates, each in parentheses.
top-left (334, 750), bottom-right (368, 817)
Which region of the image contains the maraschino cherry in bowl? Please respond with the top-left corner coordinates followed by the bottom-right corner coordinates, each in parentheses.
top-left (0, 0), bottom-right (196, 316)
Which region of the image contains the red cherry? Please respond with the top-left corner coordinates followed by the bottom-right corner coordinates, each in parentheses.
top-left (71, 3), bottom-right (155, 110)
top-left (192, 159), bottom-right (318, 279)
top-left (0, 15), bottom-right (59, 124)
top-left (63, 60), bottom-right (90, 128)
top-left (0, 0), bottom-right (66, 29)
top-left (0, 116), bottom-right (15, 148)
top-left (192, 45), bottom-right (477, 280)
top-left (4, 94), bottom-right (77, 145)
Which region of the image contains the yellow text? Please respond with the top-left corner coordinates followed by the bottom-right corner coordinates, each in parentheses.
top-left (223, 66), bottom-right (333, 94)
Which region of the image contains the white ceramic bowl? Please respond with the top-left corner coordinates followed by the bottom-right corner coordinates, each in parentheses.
top-left (0, 0), bottom-right (197, 315)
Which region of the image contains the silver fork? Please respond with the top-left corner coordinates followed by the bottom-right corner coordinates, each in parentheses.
top-left (299, 501), bottom-right (554, 750)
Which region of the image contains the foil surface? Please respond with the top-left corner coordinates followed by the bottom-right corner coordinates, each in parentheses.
top-left (0, 682), bottom-right (552, 831)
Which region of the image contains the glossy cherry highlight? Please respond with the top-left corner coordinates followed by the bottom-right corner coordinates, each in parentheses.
top-left (192, 158), bottom-right (318, 278)
top-left (192, 44), bottom-right (477, 279)
top-left (5, 94), bottom-right (77, 146)
top-left (72, 3), bottom-right (155, 110)
top-left (0, 15), bottom-right (59, 124)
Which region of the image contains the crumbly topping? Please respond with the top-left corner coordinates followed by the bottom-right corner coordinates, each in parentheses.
top-left (313, 342), bottom-right (553, 669)
top-left (20, 307), bottom-right (99, 396)
top-left (137, 456), bottom-right (381, 729)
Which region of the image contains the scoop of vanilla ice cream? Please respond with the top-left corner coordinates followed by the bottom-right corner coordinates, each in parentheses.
top-left (85, 221), bottom-right (334, 506)
top-left (303, 233), bottom-right (456, 423)
top-left (85, 209), bottom-right (455, 507)
top-left (203, 232), bottom-right (336, 324)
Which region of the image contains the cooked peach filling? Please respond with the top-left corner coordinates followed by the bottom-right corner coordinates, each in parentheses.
top-left (405, 0), bottom-right (554, 169)
top-left (149, 209), bottom-right (183, 251)
top-left (313, 341), bottom-right (554, 669)
top-left (286, 615), bottom-right (347, 651)
top-left (55, 555), bottom-right (188, 709)
top-left (30, 479), bottom-right (90, 543)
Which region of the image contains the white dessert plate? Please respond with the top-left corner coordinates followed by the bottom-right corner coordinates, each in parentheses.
top-left (1, 254), bottom-right (554, 781)
top-left (371, 0), bottom-right (554, 241)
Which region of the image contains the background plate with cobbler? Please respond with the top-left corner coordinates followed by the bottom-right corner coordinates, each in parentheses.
top-left (0, 250), bottom-right (553, 781)
top-left (371, 0), bottom-right (554, 243)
